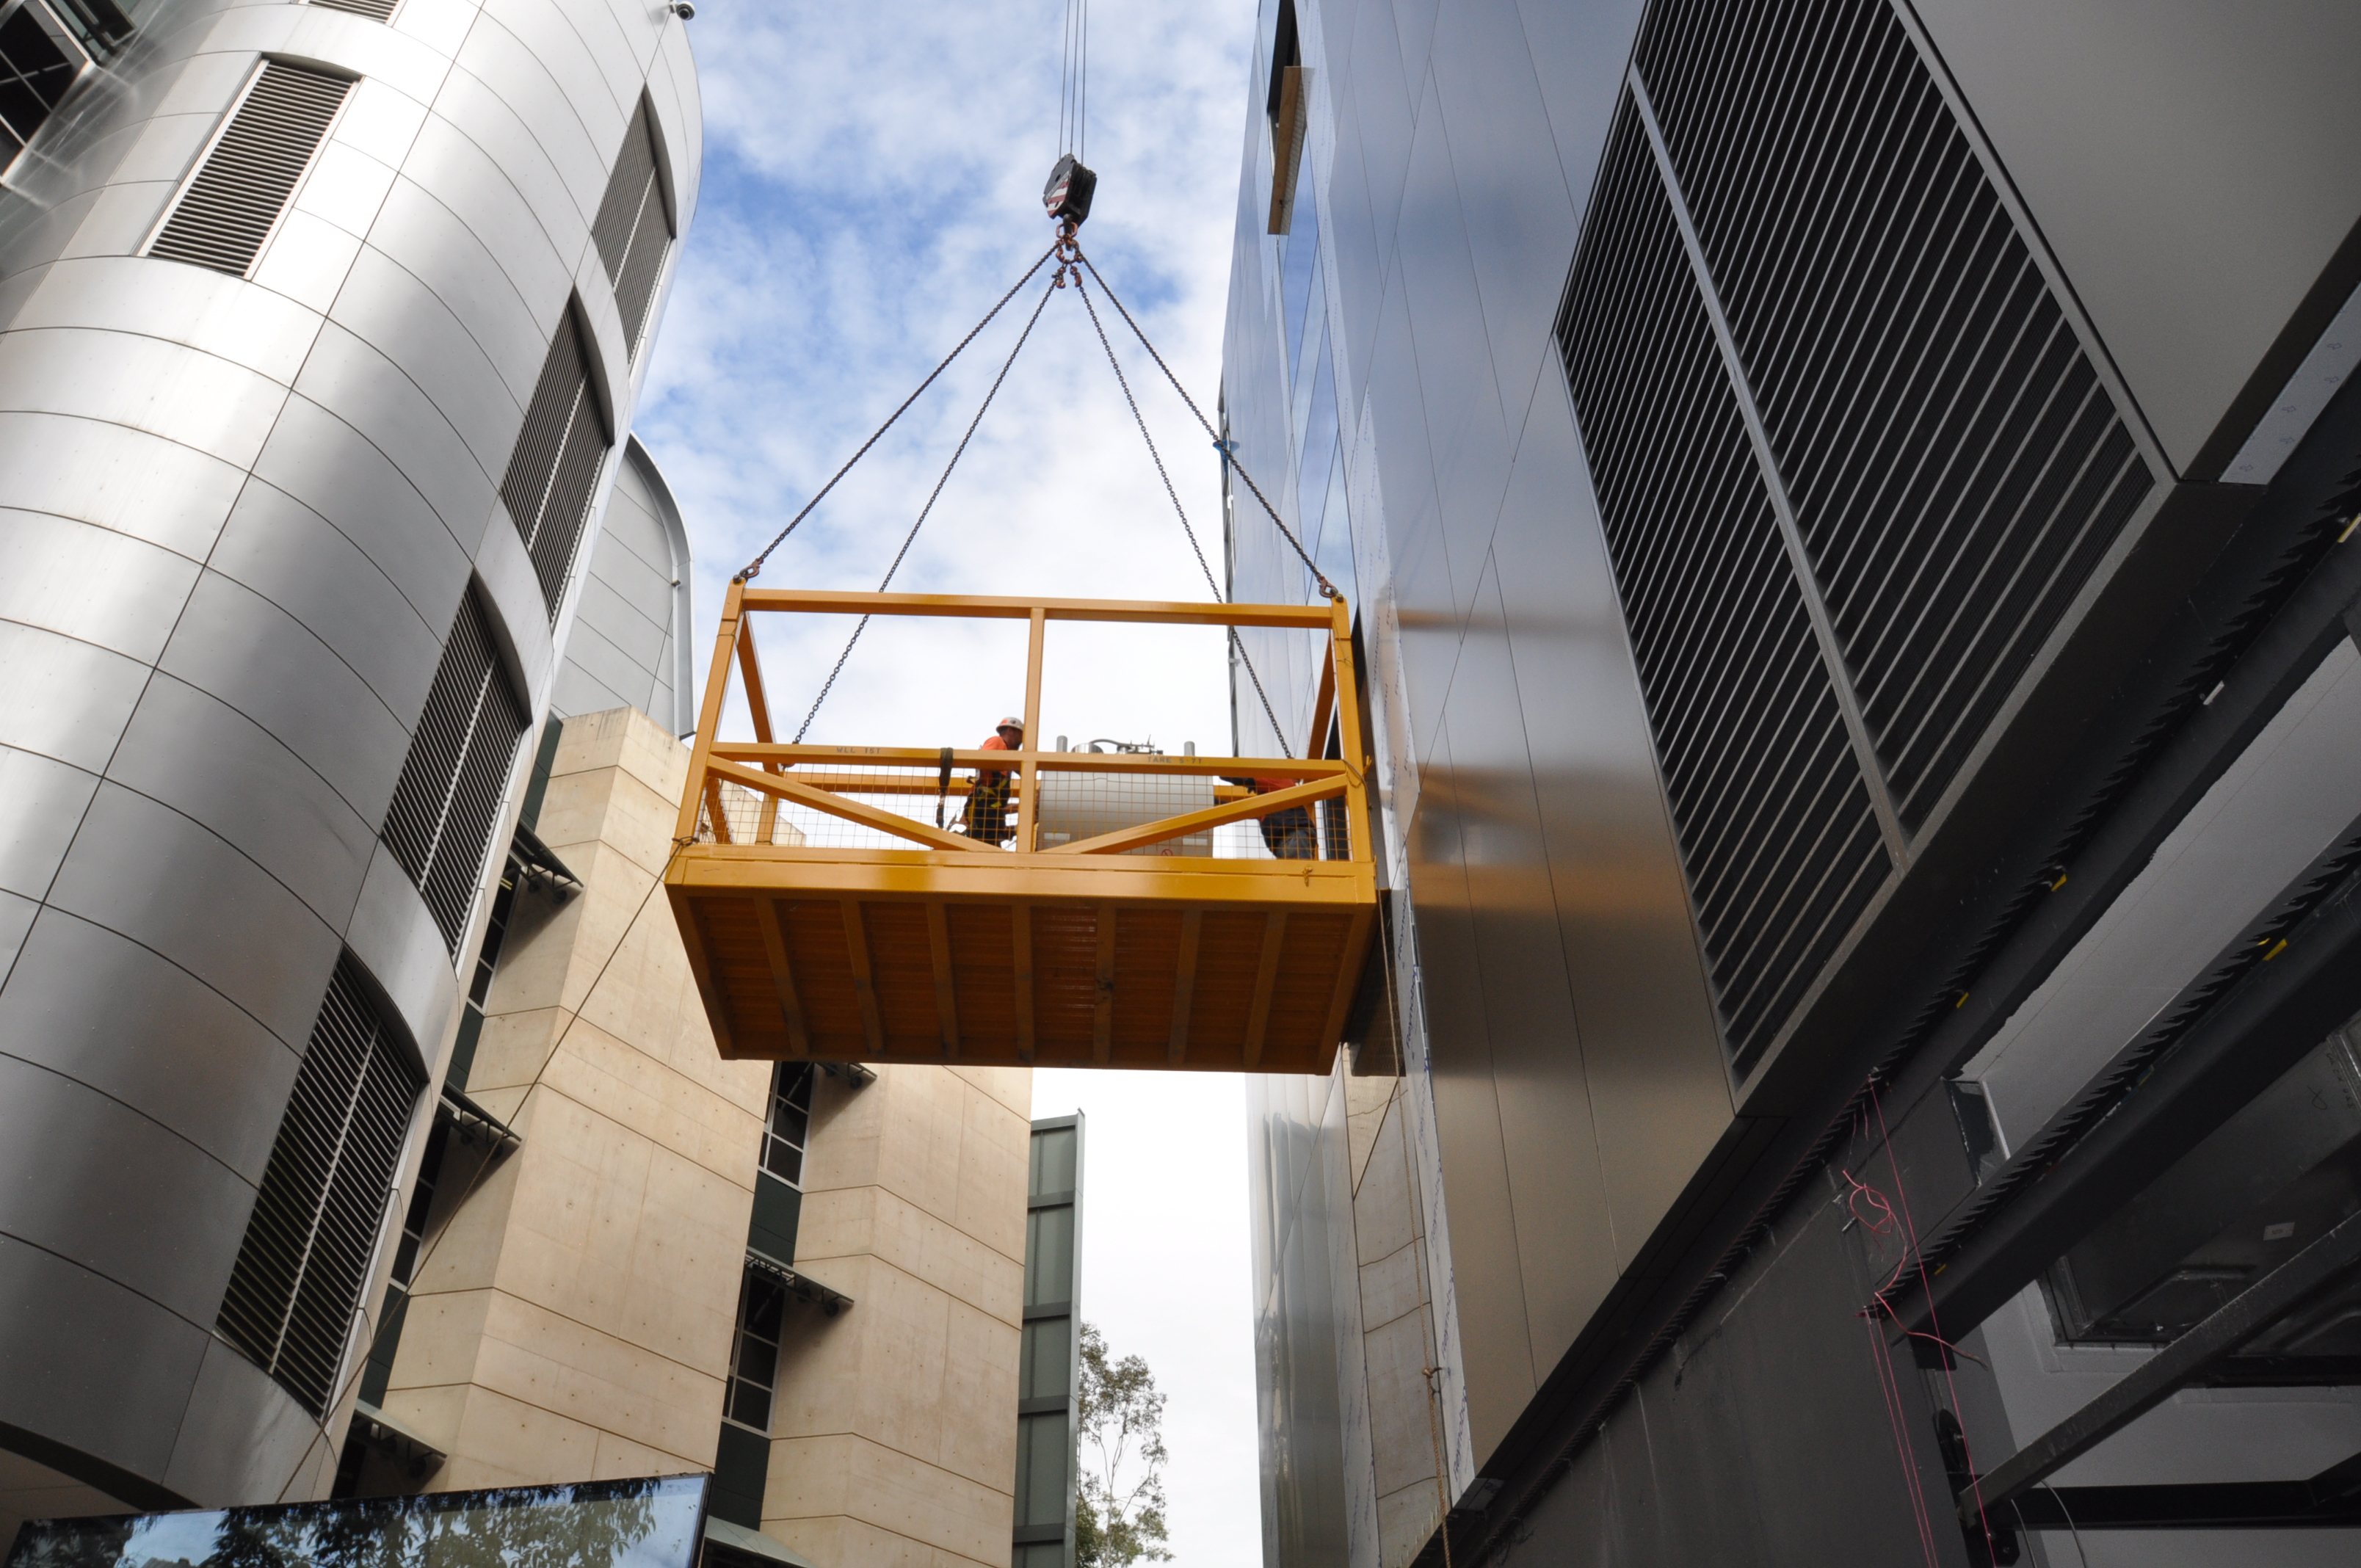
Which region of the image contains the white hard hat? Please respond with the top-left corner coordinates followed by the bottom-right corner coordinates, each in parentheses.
top-left (996, 715), bottom-right (1025, 730)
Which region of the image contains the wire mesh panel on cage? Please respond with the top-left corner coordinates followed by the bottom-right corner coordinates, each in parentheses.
top-left (666, 587), bottom-right (1378, 1073)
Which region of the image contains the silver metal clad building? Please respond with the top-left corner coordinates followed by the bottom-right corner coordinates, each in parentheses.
top-left (1225, 0), bottom-right (2361, 1562)
top-left (0, 0), bottom-right (698, 1522)
top-left (550, 434), bottom-right (694, 736)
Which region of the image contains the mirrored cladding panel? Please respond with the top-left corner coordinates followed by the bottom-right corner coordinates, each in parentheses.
top-left (550, 438), bottom-right (696, 736)
top-left (7, 1473), bottom-right (711, 1568)
top-left (0, 0), bottom-right (701, 1525)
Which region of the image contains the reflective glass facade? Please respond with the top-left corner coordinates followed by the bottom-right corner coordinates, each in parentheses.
top-left (9, 1476), bottom-right (707, 1568)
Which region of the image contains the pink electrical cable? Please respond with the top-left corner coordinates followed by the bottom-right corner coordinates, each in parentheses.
top-left (1868, 1080), bottom-right (2006, 1563)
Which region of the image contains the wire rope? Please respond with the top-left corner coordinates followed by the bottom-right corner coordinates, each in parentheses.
top-left (792, 272), bottom-right (1062, 743)
top-left (1056, 0), bottom-right (1088, 161)
top-left (1076, 249), bottom-right (1335, 599)
top-left (731, 233), bottom-right (1332, 766)
top-left (1073, 270), bottom-right (1294, 758)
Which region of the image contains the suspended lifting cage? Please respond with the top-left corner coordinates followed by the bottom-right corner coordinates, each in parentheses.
top-left (667, 583), bottom-right (1377, 1074)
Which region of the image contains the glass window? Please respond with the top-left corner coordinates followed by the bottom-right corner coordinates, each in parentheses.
top-left (1018, 1316), bottom-right (1070, 1402)
top-left (763, 1063), bottom-right (815, 1186)
top-left (0, 1), bottom-right (85, 156)
top-left (724, 1267), bottom-right (786, 1432)
top-left (468, 865), bottom-right (520, 1011)
top-left (1012, 1409), bottom-right (1069, 1527)
top-left (446, 860), bottom-right (520, 1092)
top-left (45, 0), bottom-right (127, 53)
top-left (388, 1122), bottom-right (451, 1290)
top-left (1023, 1207), bottom-right (1075, 1310)
top-left (1029, 1125), bottom-right (1077, 1197)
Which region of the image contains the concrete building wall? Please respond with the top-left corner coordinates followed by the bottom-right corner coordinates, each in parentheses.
top-left (385, 705), bottom-right (768, 1486)
top-left (349, 703), bottom-right (1039, 1568)
top-left (766, 1061), bottom-right (1034, 1568)
top-left (0, 0), bottom-right (700, 1517)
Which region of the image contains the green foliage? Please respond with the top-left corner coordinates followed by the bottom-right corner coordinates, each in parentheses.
top-left (1075, 1322), bottom-right (1173, 1566)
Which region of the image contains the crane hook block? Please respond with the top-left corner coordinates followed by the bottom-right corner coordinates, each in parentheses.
top-left (1043, 154), bottom-right (1097, 226)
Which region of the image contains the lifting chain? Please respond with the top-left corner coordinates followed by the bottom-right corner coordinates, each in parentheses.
top-left (736, 241), bottom-right (1059, 583)
top-left (1077, 249), bottom-right (1340, 603)
top-left (733, 173), bottom-right (1339, 761)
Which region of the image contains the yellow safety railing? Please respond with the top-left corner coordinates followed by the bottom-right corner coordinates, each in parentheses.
top-left (674, 584), bottom-right (1371, 872)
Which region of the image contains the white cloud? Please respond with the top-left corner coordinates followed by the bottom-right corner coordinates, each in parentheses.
top-left (637, 0), bottom-right (1265, 757)
top-left (633, 1), bottom-right (1268, 1558)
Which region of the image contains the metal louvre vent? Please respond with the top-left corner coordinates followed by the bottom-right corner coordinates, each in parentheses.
top-left (1558, 104), bottom-right (1890, 1072)
top-left (382, 591), bottom-right (530, 951)
top-left (150, 61), bottom-right (349, 276)
top-left (218, 954), bottom-right (424, 1417)
top-left (1635, 0), bottom-right (2155, 830)
top-left (309, 0), bottom-right (397, 18)
top-left (500, 308), bottom-right (612, 616)
top-left (590, 102), bottom-right (672, 356)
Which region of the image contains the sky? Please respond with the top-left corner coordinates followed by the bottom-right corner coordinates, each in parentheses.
top-left (632, 1), bottom-right (1269, 1560)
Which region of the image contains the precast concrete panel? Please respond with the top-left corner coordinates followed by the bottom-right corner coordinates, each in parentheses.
top-left (0, 0), bottom-right (700, 1517)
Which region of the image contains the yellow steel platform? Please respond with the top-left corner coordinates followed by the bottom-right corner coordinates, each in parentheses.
top-left (667, 585), bottom-right (1377, 1073)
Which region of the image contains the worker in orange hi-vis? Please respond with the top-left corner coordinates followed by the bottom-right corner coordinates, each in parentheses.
top-left (1251, 774), bottom-right (1319, 860)
top-left (960, 716), bottom-right (1024, 843)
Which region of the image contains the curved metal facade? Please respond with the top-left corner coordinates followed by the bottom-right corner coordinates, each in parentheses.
top-left (551, 434), bottom-right (693, 736)
top-left (0, 0), bottom-right (698, 1510)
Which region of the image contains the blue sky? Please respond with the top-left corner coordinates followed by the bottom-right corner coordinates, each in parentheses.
top-left (637, 0), bottom-right (1260, 757)
top-left (633, 1), bottom-right (1268, 1558)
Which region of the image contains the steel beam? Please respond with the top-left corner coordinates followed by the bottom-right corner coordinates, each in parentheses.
top-left (925, 901), bottom-right (957, 1057)
top-left (1169, 909), bottom-right (1200, 1065)
top-left (2004, 1449), bottom-right (2361, 1528)
top-left (1907, 874), bottom-right (2361, 1340)
top-left (1965, 1208), bottom-right (2361, 1518)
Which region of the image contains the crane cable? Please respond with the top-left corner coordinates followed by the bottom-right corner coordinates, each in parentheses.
top-left (732, 225), bottom-right (1321, 752)
top-left (1056, 0), bottom-right (1088, 164)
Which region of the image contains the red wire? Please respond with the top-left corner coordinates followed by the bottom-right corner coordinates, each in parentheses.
top-left (1869, 1080), bottom-right (2004, 1561)
top-left (1860, 1304), bottom-right (1943, 1566)
top-left (1847, 1162), bottom-right (1941, 1566)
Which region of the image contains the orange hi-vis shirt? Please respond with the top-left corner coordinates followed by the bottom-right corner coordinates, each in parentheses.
top-left (978, 732), bottom-right (1013, 782)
